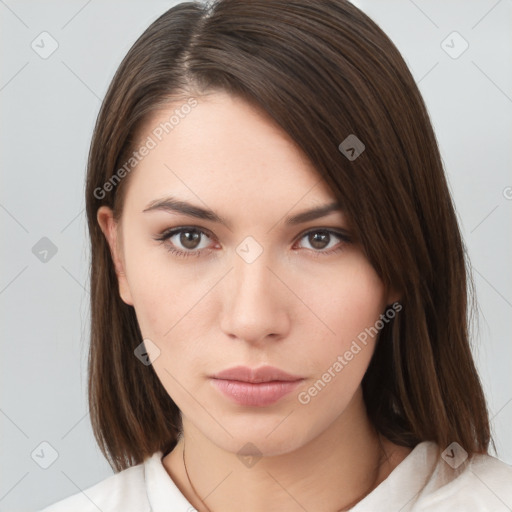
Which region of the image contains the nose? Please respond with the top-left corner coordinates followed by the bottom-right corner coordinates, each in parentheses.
top-left (219, 248), bottom-right (291, 345)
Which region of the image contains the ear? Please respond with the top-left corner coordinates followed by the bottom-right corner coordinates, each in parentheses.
top-left (385, 286), bottom-right (402, 308)
top-left (96, 206), bottom-right (134, 306)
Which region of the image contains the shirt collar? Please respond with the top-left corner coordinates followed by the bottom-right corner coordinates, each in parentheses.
top-left (144, 450), bottom-right (194, 512)
top-left (144, 442), bottom-right (438, 512)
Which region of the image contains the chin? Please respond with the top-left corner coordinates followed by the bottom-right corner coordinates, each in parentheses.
top-left (203, 419), bottom-right (314, 459)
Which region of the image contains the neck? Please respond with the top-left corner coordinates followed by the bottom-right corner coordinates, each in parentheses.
top-left (163, 390), bottom-right (406, 512)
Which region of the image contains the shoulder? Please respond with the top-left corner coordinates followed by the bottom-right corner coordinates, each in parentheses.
top-left (351, 441), bottom-right (512, 512)
top-left (38, 455), bottom-right (150, 512)
top-left (419, 448), bottom-right (512, 511)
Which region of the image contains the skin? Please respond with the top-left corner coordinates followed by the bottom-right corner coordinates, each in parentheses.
top-left (97, 91), bottom-right (411, 511)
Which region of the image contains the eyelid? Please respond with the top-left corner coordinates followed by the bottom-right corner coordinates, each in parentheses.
top-left (155, 225), bottom-right (216, 242)
top-left (154, 224), bottom-right (351, 257)
top-left (155, 225), bottom-right (350, 242)
top-left (294, 227), bottom-right (351, 253)
top-left (295, 225), bottom-right (350, 239)
top-left (154, 225), bottom-right (217, 250)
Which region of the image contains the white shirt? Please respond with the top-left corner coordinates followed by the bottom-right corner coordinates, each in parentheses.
top-left (39, 441), bottom-right (512, 511)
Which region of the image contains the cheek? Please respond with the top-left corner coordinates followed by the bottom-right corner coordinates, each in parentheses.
top-left (122, 242), bottom-right (218, 347)
top-left (298, 257), bottom-right (386, 375)
top-left (305, 256), bottom-right (386, 339)
top-left (294, 266), bottom-right (385, 419)
top-left (121, 235), bottom-right (177, 336)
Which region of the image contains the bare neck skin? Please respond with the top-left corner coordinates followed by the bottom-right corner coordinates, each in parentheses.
top-left (162, 388), bottom-right (412, 512)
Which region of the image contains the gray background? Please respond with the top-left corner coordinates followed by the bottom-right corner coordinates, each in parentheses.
top-left (0, 1), bottom-right (511, 510)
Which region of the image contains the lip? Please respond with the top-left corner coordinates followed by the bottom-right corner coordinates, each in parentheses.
top-left (210, 365), bottom-right (304, 407)
top-left (211, 365), bottom-right (303, 383)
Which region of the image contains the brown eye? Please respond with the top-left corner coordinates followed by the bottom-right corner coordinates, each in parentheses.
top-left (155, 227), bottom-right (214, 258)
top-left (308, 231), bottom-right (330, 250)
top-left (178, 230), bottom-right (203, 250)
top-left (296, 229), bottom-right (350, 256)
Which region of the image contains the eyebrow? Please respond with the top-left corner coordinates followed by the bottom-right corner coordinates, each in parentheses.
top-left (142, 196), bottom-right (343, 228)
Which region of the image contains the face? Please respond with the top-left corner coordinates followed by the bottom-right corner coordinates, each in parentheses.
top-left (98, 91), bottom-right (396, 457)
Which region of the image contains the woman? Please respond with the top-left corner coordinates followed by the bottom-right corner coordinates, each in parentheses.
top-left (40, 0), bottom-right (512, 510)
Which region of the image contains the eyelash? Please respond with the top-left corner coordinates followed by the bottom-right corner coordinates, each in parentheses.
top-left (154, 226), bottom-right (351, 259)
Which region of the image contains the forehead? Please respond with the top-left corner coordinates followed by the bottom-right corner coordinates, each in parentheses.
top-left (123, 92), bottom-right (338, 219)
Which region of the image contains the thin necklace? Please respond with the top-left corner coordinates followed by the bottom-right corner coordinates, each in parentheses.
top-left (182, 439), bottom-right (213, 512)
top-left (182, 433), bottom-right (385, 512)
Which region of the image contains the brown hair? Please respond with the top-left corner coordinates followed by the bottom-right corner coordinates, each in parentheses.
top-left (85, 0), bottom-right (492, 472)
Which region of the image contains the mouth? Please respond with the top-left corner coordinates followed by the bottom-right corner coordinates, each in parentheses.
top-left (209, 365), bottom-right (304, 406)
